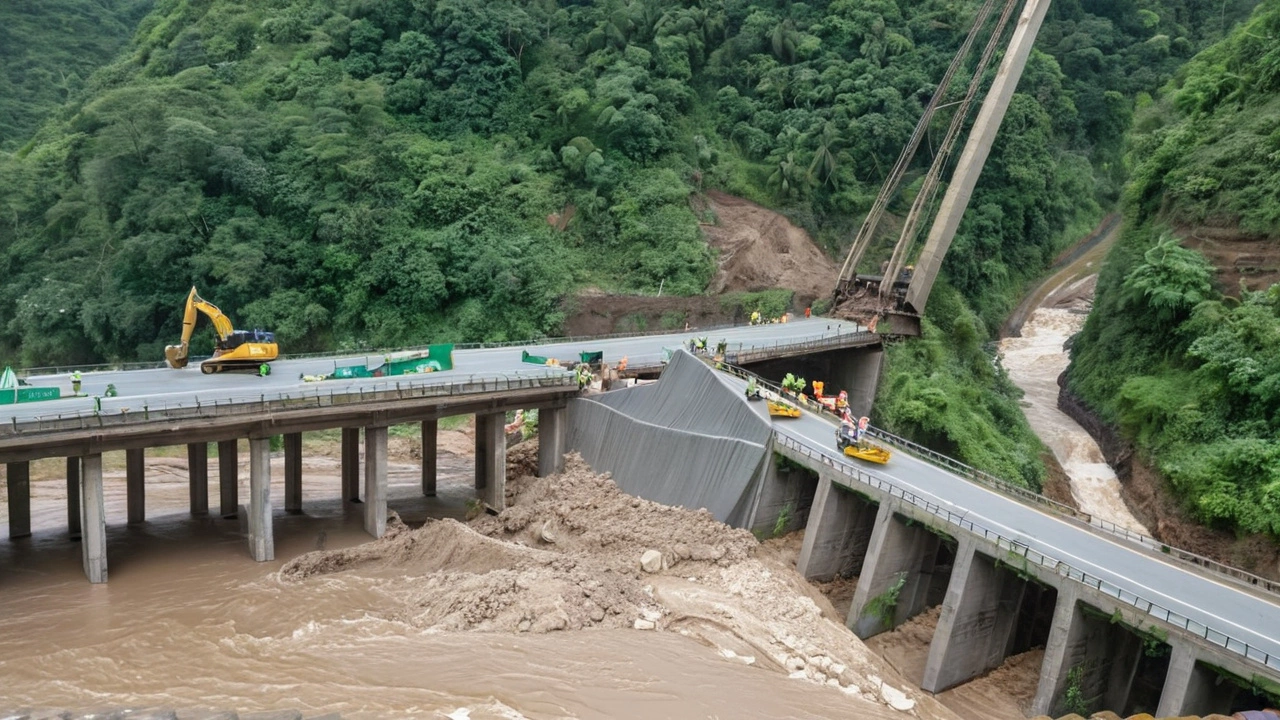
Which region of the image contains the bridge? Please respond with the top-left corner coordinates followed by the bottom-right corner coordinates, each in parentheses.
top-left (0, 318), bottom-right (874, 583)
top-left (563, 351), bottom-right (1280, 718)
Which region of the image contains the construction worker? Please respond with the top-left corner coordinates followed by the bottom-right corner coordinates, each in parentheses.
top-left (259, 363), bottom-right (270, 378)
top-left (750, 310), bottom-right (761, 326)
top-left (71, 371), bottom-right (82, 395)
top-left (805, 306), bottom-right (811, 319)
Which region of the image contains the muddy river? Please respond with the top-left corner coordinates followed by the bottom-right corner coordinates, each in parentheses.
top-left (998, 294), bottom-right (1150, 535)
top-left (0, 450), bottom-right (873, 719)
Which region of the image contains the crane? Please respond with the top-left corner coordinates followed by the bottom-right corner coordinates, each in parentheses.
top-left (832, 0), bottom-right (1052, 335)
top-left (164, 287), bottom-right (279, 374)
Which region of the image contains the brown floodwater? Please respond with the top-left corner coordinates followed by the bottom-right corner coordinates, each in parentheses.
top-left (0, 451), bottom-right (863, 719)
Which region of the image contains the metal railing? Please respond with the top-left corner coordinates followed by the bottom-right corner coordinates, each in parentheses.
top-left (774, 432), bottom-right (1280, 672)
top-left (17, 318), bottom-right (869, 377)
top-left (713, 361), bottom-right (1280, 599)
top-left (1, 372), bottom-right (575, 436)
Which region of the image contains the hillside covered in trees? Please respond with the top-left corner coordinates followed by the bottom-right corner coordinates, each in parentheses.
top-left (0, 0), bottom-right (155, 150)
top-left (0, 0), bottom-right (1255, 488)
top-left (1068, 0), bottom-right (1280, 537)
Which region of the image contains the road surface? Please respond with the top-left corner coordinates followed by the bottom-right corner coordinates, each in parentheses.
top-left (3, 319), bottom-right (866, 425)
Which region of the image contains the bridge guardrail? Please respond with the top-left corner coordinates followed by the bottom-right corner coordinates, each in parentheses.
top-left (1, 373), bottom-right (575, 436)
top-left (713, 361), bottom-right (1280, 600)
top-left (18, 317), bottom-right (862, 377)
top-left (773, 433), bottom-right (1279, 673)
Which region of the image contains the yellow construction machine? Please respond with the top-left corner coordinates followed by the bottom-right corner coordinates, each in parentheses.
top-left (767, 398), bottom-right (801, 418)
top-left (164, 287), bottom-right (279, 374)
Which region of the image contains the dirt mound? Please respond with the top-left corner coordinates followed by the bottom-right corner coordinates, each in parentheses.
top-left (699, 190), bottom-right (837, 306)
top-left (475, 454), bottom-right (758, 568)
top-left (276, 453), bottom-right (952, 717)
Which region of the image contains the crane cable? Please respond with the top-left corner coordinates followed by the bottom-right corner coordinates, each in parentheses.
top-left (834, 0), bottom-right (1001, 292)
top-left (879, 0), bottom-right (1023, 305)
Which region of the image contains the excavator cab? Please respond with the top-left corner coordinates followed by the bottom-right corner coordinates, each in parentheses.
top-left (165, 288), bottom-right (279, 374)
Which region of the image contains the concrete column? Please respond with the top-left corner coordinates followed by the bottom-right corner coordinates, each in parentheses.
top-left (537, 407), bottom-right (566, 477)
top-left (1029, 588), bottom-right (1145, 716)
top-left (475, 414), bottom-right (490, 490)
top-left (1031, 585), bottom-right (1079, 717)
top-left (847, 347), bottom-right (884, 419)
top-left (1156, 641), bottom-right (1238, 717)
top-left (6, 461), bottom-right (31, 539)
top-left (188, 443), bottom-right (208, 516)
top-left (482, 412), bottom-right (506, 511)
top-left (846, 502), bottom-right (944, 638)
top-left (922, 538), bottom-right (1027, 692)
top-left (796, 474), bottom-right (877, 581)
top-left (247, 437), bottom-right (273, 562)
top-left (218, 440), bottom-right (238, 518)
top-left (284, 432), bottom-right (302, 514)
top-left (126, 448), bottom-right (145, 524)
top-left (80, 454), bottom-right (107, 583)
top-left (341, 427), bottom-right (361, 502)
top-left (66, 457), bottom-right (82, 540)
top-left (364, 425), bottom-right (388, 538)
top-left (422, 419), bottom-right (438, 496)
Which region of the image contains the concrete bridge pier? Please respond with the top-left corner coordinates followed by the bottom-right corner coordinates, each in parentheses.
top-left (475, 414), bottom-right (491, 491)
top-left (364, 425), bottom-right (388, 538)
top-left (847, 502), bottom-right (949, 638)
top-left (284, 433), bottom-right (302, 514)
top-left (66, 457), bottom-right (81, 540)
top-left (218, 440), bottom-right (238, 518)
top-left (480, 413), bottom-right (506, 511)
top-left (80, 454), bottom-right (106, 583)
top-left (126, 448), bottom-right (145, 524)
top-left (341, 428), bottom-right (361, 502)
top-left (187, 443), bottom-right (208, 516)
top-left (6, 461), bottom-right (31, 539)
top-left (1156, 642), bottom-right (1240, 717)
top-left (922, 538), bottom-right (1028, 692)
top-left (422, 419), bottom-right (437, 496)
top-left (796, 474), bottom-right (877, 581)
top-left (538, 407), bottom-right (565, 477)
top-left (1031, 586), bottom-right (1149, 716)
top-left (247, 437), bottom-right (273, 562)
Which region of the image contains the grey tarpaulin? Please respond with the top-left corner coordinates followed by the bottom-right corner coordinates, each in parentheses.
top-left (566, 349), bottom-right (774, 526)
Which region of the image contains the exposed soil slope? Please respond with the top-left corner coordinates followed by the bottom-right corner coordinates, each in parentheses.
top-left (562, 191), bottom-right (837, 335)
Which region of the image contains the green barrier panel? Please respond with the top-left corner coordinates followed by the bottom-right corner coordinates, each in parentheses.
top-left (521, 350), bottom-right (552, 366)
top-left (0, 386), bottom-right (62, 405)
top-left (578, 351), bottom-right (603, 365)
top-left (328, 344), bottom-right (455, 380)
top-left (383, 344), bottom-right (454, 375)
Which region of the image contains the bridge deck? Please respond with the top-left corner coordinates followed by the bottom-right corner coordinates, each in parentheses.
top-left (0, 319), bottom-right (872, 448)
top-left (767, 403), bottom-right (1280, 675)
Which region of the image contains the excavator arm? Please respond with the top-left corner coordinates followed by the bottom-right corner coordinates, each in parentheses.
top-left (164, 287), bottom-right (237, 369)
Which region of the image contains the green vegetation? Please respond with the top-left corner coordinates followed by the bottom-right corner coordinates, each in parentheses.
top-left (0, 0), bottom-right (155, 150)
top-left (1068, 2), bottom-right (1280, 538)
top-left (0, 0), bottom-right (1250, 369)
top-left (877, 284), bottom-right (1046, 489)
top-left (770, 501), bottom-right (794, 539)
top-left (863, 572), bottom-right (906, 629)
top-left (1062, 665), bottom-right (1091, 717)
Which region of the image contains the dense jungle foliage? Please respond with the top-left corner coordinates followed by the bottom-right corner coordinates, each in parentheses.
top-left (0, 0), bottom-right (1255, 488)
top-left (1068, 1), bottom-right (1280, 535)
top-left (0, 0), bottom-right (156, 150)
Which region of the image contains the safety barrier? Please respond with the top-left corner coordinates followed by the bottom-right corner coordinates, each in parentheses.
top-left (1, 372), bottom-right (575, 436)
top-left (16, 318), bottom-right (867, 377)
top-left (774, 433), bottom-right (1280, 672)
top-left (713, 361), bottom-right (1280, 600)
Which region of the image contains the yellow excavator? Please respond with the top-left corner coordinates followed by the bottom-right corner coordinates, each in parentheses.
top-left (164, 287), bottom-right (279, 374)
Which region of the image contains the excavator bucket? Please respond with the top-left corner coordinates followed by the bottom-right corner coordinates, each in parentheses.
top-left (164, 344), bottom-right (189, 369)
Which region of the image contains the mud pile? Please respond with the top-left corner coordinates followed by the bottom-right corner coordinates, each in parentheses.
top-left (281, 452), bottom-right (952, 718)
